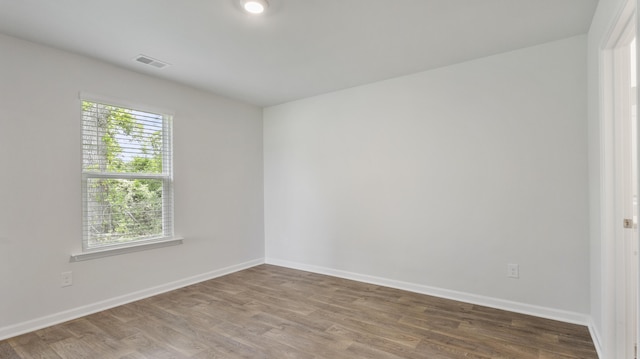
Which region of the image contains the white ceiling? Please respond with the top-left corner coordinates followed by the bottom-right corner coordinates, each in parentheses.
top-left (0, 0), bottom-right (598, 107)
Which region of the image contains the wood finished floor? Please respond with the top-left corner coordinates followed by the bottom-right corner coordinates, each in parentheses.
top-left (0, 264), bottom-right (597, 359)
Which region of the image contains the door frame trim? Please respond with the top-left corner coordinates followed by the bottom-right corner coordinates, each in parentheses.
top-left (599, 0), bottom-right (639, 357)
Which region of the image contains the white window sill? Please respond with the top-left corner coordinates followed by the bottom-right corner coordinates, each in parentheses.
top-left (70, 237), bottom-right (183, 262)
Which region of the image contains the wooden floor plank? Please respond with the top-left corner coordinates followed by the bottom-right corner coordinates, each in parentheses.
top-left (0, 341), bottom-right (21, 359)
top-left (1, 264), bottom-right (598, 358)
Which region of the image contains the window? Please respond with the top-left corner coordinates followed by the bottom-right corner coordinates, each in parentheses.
top-left (80, 96), bottom-right (175, 256)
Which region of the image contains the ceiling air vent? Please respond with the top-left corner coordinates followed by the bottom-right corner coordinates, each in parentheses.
top-left (134, 55), bottom-right (169, 69)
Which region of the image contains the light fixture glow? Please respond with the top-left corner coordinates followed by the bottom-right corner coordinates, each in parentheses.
top-left (242, 0), bottom-right (268, 14)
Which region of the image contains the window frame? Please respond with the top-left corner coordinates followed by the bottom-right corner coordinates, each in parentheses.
top-left (72, 93), bottom-right (181, 262)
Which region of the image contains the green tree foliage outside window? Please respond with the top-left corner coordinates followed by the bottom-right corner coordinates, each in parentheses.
top-left (82, 101), bottom-right (171, 248)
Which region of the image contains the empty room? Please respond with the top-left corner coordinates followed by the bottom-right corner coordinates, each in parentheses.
top-left (0, 0), bottom-right (637, 358)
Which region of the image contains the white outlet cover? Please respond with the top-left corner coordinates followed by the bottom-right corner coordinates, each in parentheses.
top-left (61, 271), bottom-right (73, 287)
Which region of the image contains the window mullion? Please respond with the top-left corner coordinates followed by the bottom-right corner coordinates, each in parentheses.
top-left (83, 172), bottom-right (168, 180)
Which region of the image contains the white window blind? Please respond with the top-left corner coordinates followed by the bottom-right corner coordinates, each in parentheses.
top-left (81, 98), bottom-right (174, 251)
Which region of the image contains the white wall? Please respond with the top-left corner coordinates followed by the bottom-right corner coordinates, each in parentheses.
top-left (587, 0), bottom-right (634, 356)
top-left (264, 36), bottom-right (589, 318)
top-left (0, 33), bottom-right (264, 337)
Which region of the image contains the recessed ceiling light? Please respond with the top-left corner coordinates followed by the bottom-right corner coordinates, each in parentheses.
top-left (241, 0), bottom-right (268, 14)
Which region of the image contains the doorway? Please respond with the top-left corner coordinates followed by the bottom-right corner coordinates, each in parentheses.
top-left (603, 1), bottom-right (638, 357)
top-left (617, 31), bottom-right (638, 359)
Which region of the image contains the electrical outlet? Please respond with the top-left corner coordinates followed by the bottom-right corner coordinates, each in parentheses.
top-left (61, 271), bottom-right (73, 287)
top-left (507, 264), bottom-right (519, 279)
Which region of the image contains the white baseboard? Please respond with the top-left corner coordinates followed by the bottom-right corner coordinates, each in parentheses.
top-left (588, 320), bottom-right (603, 359)
top-left (265, 258), bottom-right (591, 326)
top-left (0, 258), bottom-right (265, 341)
